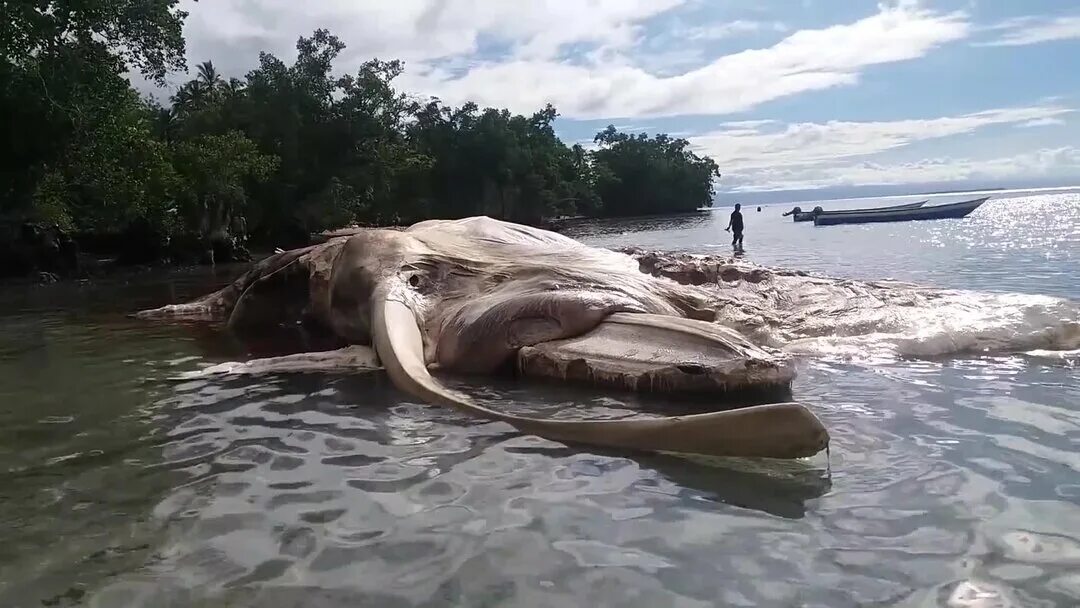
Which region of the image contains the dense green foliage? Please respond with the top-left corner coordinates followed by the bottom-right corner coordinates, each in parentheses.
top-left (592, 126), bottom-right (721, 217)
top-left (1, 3), bottom-right (721, 276)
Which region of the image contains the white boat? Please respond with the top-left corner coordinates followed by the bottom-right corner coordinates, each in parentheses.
top-left (785, 200), bottom-right (927, 222)
top-left (813, 197), bottom-right (989, 226)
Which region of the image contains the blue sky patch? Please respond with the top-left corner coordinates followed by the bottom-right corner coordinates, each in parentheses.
top-left (148, 0), bottom-right (1080, 198)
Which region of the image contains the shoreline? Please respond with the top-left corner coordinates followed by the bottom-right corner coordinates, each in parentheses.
top-left (3, 212), bottom-right (715, 284)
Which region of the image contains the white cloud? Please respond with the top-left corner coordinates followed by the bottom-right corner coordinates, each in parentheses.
top-left (690, 105), bottom-right (1075, 172)
top-left (975, 15), bottom-right (1080, 47)
top-left (148, 0), bottom-right (1080, 193)
top-left (719, 119), bottom-right (780, 129)
top-left (633, 47), bottom-right (708, 76)
top-left (681, 20), bottom-right (788, 41)
top-left (630, 19), bottom-right (788, 74)
top-left (1018, 117), bottom-right (1067, 128)
top-left (172, 0), bottom-right (684, 81)
top-left (684, 104), bottom-right (1076, 191)
top-left (406, 2), bottom-right (970, 118)
top-left (147, 1), bottom-right (970, 120)
top-left (726, 147), bottom-right (1080, 191)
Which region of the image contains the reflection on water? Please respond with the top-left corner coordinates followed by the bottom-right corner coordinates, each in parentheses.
top-left (565, 193), bottom-right (1080, 299)
top-left (0, 193), bottom-right (1076, 607)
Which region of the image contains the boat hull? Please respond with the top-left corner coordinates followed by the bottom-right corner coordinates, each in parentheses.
top-left (813, 197), bottom-right (989, 226)
top-left (791, 200), bottom-right (926, 222)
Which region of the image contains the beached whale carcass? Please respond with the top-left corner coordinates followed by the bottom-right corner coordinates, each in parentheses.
top-left (135, 216), bottom-right (829, 460)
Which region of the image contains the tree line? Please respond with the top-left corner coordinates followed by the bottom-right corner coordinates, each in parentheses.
top-left (1, 1), bottom-right (721, 277)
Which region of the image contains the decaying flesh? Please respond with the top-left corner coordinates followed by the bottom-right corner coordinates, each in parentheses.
top-left (139, 217), bottom-right (830, 459)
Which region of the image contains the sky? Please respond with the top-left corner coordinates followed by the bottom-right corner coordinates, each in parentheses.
top-left (142, 0), bottom-right (1080, 202)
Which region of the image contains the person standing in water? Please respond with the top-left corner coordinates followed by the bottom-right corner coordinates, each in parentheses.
top-left (725, 203), bottom-right (744, 250)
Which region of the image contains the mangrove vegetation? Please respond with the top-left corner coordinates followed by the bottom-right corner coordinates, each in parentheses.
top-left (1, 0), bottom-right (722, 278)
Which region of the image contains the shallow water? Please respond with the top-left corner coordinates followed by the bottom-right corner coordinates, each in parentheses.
top-left (1, 192), bottom-right (1078, 607)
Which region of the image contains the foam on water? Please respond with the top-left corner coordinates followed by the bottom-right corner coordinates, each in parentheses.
top-left (779, 289), bottom-right (1080, 362)
top-left (632, 248), bottom-right (1080, 364)
top-left (1024, 348), bottom-right (1080, 360)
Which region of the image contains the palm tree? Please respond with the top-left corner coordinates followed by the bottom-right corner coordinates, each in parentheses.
top-left (196, 61), bottom-right (221, 89)
top-left (171, 80), bottom-right (207, 114)
top-left (222, 77), bottom-right (245, 99)
top-left (153, 105), bottom-right (177, 141)
top-left (169, 83), bottom-right (192, 108)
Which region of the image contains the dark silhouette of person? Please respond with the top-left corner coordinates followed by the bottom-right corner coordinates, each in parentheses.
top-left (725, 203), bottom-right (744, 249)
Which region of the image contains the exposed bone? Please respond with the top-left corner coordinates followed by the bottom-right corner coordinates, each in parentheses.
top-left (518, 313), bottom-right (794, 394)
top-left (374, 291), bottom-right (829, 459)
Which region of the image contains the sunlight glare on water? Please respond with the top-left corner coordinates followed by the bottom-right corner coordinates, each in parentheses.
top-left (569, 192), bottom-right (1079, 298)
top-left (0, 190), bottom-right (1077, 607)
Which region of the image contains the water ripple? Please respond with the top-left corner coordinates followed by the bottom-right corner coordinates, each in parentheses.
top-left (0, 192), bottom-right (1078, 606)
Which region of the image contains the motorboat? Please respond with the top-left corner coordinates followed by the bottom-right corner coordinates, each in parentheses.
top-left (812, 197), bottom-right (989, 226)
top-left (785, 200), bottom-right (927, 222)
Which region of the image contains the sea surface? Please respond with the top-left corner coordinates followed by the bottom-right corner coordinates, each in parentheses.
top-left (0, 191), bottom-right (1078, 607)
